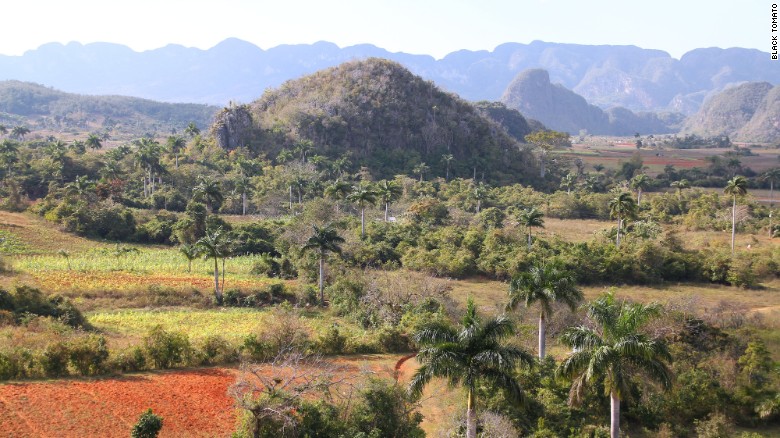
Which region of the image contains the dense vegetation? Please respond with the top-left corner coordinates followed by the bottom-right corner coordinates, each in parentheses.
top-left (0, 59), bottom-right (778, 437)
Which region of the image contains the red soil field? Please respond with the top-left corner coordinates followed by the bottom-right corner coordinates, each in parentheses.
top-left (0, 355), bottom-right (403, 437)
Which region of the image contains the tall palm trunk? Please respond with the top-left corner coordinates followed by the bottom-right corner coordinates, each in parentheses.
top-left (527, 229), bottom-right (532, 250)
top-left (769, 181), bottom-right (774, 239)
top-left (538, 312), bottom-right (546, 360)
top-left (318, 253), bottom-right (325, 306)
top-left (466, 388), bottom-right (477, 438)
top-left (221, 257), bottom-right (226, 294)
top-left (242, 191), bottom-right (247, 215)
top-left (637, 188), bottom-right (642, 205)
top-left (213, 257), bottom-right (221, 305)
top-left (731, 195), bottom-right (737, 253)
top-left (361, 207), bottom-right (366, 237)
top-left (385, 202), bottom-right (389, 222)
top-left (615, 217), bottom-right (621, 247)
top-left (611, 391), bottom-right (620, 438)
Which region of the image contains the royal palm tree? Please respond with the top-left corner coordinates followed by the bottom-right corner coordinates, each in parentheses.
top-left (725, 176), bottom-right (748, 253)
top-left (413, 162), bottom-right (429, 182)
top-left (10, 126), bottom-right (29, 141)
top-left (85, 133), bottom-right (103, 150)
top-left (302, 224), bottom-right (344, 306)
top-left (0, 125), bottom-right (7, 137)
top-left (410, 299), bottom-right (533, 438)
top-left (471, 183), bottom-right (488, 214)
top-left (195, 228), bottom-right (232, 305)
top-left (233, 174), bottom-right (252, 216)
top-left (179, 244), bottom-right (198, 273)
top-left (670, 179), bottom-right (690, 197)
top-left (629, 173), bottom-right (651, 205)
top-left (293, 139), bottom-right (314, 163)
top-left (518, 207), bottom-right (544, 250)
top-left (193, 175), bottom-right (223, 213)
top-left (347, 182), bottom-right (377, 237)
top-left (324, 179), bottom-right (352, 213)
top-left (557, 292), bottom-right (672, 438)
top-left (166, 135), bottom-right (186, 168)
top-left (508, 262), bottom-right (582, 359)
top-left (763, 169), bottom-right (780, 238)
top-left (441, 154), bottom-right (454, 181)
top-left (133, 138), bottom-right (163, 197)
top-left (560, 172), bottom-right (577, 194)
top-left (609, 193), bottom-right (637, 247)
top-left (376, 179), bottom-right (402, 221)
top-left (184, 122), bottom-right (200, 138)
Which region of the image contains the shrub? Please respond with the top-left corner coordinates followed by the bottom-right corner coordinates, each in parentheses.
top-left (131, 409), bottom-right (163, 438)
top-left (142, 326), bottom-right (191, 369)
top-left (110, 346), bottom-right (147, 373)
top-left (40, 341), bottom-right (70, 377)
top-left (199, 335), bottom-right (238, 365)
top-left (0, 348), bottom-right (34, 380)
top-left (68, 335), bottom-right (109, 376)
top-left (317, 325), bottom-right (348, 354)
top-left (377, 327), bottom-right (411, 353)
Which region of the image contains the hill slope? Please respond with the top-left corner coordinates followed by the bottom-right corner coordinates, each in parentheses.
top-left (0, 80), bottom-right (218, 139)
top-left (0, 40), bottom-right (777, 112)
top-left (218, 58), bottom-right (541, 184)
top-left (500, 69), bottom-right (682, 135)
top-left (682, 82), bottom-right (780, 142)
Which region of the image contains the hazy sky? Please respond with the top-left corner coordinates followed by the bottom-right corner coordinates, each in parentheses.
top-left (0, 0), bottom-right (768, 59)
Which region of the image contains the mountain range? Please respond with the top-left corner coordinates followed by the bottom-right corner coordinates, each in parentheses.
top-left (0, 39), bottom-right (777, 114)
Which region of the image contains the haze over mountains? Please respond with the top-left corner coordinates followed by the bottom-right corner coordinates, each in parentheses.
top-left (0, 39), bottom-right (777, 115)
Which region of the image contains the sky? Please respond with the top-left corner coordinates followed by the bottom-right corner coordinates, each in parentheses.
top-left (0, 0), bottom-right (768, 59)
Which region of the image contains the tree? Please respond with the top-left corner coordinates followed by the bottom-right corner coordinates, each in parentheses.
top-left (184, 122), bottom-right (200, 138)
top-left (441, 154), bottom-right (454, 181)
top-left (609, 192), bottom-right (637, 247)
top-left (193, 175), bottom-right (223, 213)
top-left (179, 244), bottom-right (198, 273)
top-left (557, 292), bottom-right (672, 438)
top-left (131, 408), bottom-right (163, 438)
top-left (293, 139), bottom-right (314, 163)
top-left (10, 126), bottom-right (30, 141)
top-left (508, 262), bottom-right (582, 359)
top-left (324, 179), bottom-right (352, 214)
top-left (518, 207), bottom-right (544, 250)
top-left (166, 135), bottom-right (186, 168)
top-left (85, 133), bottom-right (103, 150)
top-left (525, 130), bottom-right (571, 178)
top-left (233, 174), bottom-right (252, 215)
top-left (471, 183), bottom-right (488, 214)
top-left (376, 179), bottom-right (402, 221)
top-left (195, 227), bottom-right (232, 305)
top-left (763, 169), bottom-right (780, 238)
top-left (629, 173), bottom-right (651, 205)
top-left (670, 179), bottom-right (690, 197)
top-left (347, 183), bottom-right (377, 237)
top-left (560, 172), bottom-right (577, 194)
top-left (410, 299), bottom-right (533, 438)
top-left (302, 224), bottom-right (344, 306)
top-left (724, 176), bottom-right (748, 254)
top-left (412, 162), bottom-right (429, 182)
top-left (133, 138), bottom-right (164, 197)
top-left (0, 125), bottom-right (6, 137)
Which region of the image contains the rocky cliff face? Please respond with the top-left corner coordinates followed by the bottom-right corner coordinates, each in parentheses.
top-left (210, 104), bottom-right (254, 150)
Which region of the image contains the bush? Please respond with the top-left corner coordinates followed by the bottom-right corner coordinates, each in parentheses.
top-left (0, 348), bottom-right (34, 380)
top-left (199, 335), bottom-right (238, 365)
top-left (142, 326), bottom-right (191, 369)
top-left (40, 341), bottom-right (70, 377)
top-left (377, 327), bottom-right (411, 353)
top-left (317, 325), bottom-right (348, 354)
top-left (131, 408), bottom-right (163, 438)
top-left (110, 346), bottom-right (147, 373)
top-left (68, 335), bottom-right (109, 376)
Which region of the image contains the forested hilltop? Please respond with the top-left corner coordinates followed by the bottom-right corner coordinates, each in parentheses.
top-left (0, 80), bottom-right (218, 140)
top-left (212, 58), bottom-right (543, 185)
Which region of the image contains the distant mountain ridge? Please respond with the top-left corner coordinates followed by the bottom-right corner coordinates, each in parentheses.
top-left (0, 39), bottom-right (777, 113)
top-left (500, 69), bottom-right (684, 135)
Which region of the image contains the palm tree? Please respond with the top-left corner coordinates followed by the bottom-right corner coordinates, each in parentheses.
top-left (70, 140), bottom-right (86, 155)
top-left (670, 179), bottom-right (690, 197)
top-left (413, 162), bottom-right (429, 182)
top-left (166, 135), bottom-right (186, 168)
top-left (133, 138), bottom-right (163, 197)
top-left (560, 172), bottom-right (577, 194)
top-left (441, 154), bottom-right (454, 181)
top-left (324, 179), bottom-right (352, 213)
top-left (725, 176), bottom-right (748, 254)
top-left (195, 228), bottom-right (232, 305)
top-left (0, 125), bottom-right (7, 137)
top-left (376, 179), bottom-right (402, 221)
top-left (347, 182), bottom-right (377, 237)
top-left (179, 244), bottom-right (198, 273)
top-left (64, 175), bottom-right (95, 199)
top-left (293, 139), bottom-right (314, 163)
top-left (184, 122), bottom-right (200, 138)
top-left (10, 126), bottom-right (29, 141)
top-left (193, 176), bottom-right (223, 213)
top-left (234, 174), bottom-right (252, 215)
top-left (518, 207), bottom-right (544, 250)
top-left (85, 133), bottom-right (103, 150)
top-left (609, 193), bottom-right (637, 247)
top-left (471, 183), bottom-right (488, 214)
top-left (508, 262), bottom-right (582, 359)
top-left (557, 292), bottom-right (672, 438)
top-left (763, 169), bottom-right (780, 238)
top-left (410, 299), bottom-right (533, 438)
top-left (302, 224), bottom-right (344, 306)
top-left (629, 173), bottom-right (651, 205)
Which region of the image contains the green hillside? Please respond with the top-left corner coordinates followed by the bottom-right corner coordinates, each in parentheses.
top-left (0, 80), bottom-right (218, 140)
top-left (212, 58), bottom-right (542, 185)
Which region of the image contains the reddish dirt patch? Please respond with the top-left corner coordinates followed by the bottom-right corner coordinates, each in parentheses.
top-left (0, 368), bottom-right (237, 438)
